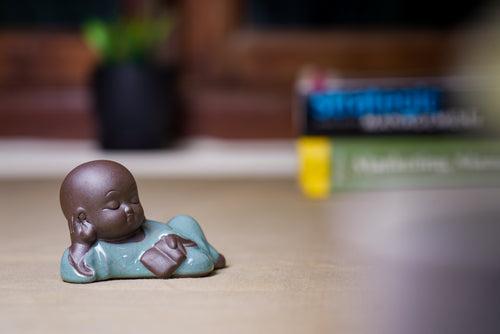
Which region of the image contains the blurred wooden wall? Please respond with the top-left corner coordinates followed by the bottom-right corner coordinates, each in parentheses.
top-left (0, 31), bottom-right (96, 138)
top-left (0, 0), bottom-right (456, 139)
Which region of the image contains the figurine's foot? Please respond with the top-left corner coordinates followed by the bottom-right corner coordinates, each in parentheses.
top-left (214, 253), bottom-right (226, 269)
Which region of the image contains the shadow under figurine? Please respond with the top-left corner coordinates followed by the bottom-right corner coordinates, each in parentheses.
top-left (59, 160), bottom-right (226, 283)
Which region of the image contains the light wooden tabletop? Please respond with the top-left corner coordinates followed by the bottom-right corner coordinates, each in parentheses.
top-left (1, 179), bottom-right (498, 333)
top-left (0, 179), bottom-right (364, 334)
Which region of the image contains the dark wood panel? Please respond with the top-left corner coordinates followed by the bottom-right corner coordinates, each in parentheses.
top-left (181, 0), bottom-right (242, 76)
top-left (0, 87), bottom-right (95, 138)
top-left (215, 29), bottom-right (455, 85)
top-left (0, 31), bottom-right (95, 87)
top-left (182, 84), bottom-right (293, 138)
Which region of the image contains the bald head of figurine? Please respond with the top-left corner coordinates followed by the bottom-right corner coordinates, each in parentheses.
top-left (60, 160), bottom-right (145, 275)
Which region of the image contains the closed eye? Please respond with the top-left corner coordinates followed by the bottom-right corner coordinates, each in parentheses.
top-left (104, 200), bottom-right (120, 210)
top-left (129, 195), bottom-right (140, 204)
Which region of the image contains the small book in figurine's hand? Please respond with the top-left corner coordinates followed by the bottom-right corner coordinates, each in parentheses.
top-left (141, 234), bottom-right (197, 278)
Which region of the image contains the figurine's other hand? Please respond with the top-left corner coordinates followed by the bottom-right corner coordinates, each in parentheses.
top-left (140, 235), bottom-right (197, 278)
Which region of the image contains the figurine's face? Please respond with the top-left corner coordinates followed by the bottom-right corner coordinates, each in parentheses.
top-left (83, 172), bottom-right (145, 241)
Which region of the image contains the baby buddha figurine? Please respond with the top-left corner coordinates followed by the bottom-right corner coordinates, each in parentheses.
top-left (59, 160), bottom-right (226, 283)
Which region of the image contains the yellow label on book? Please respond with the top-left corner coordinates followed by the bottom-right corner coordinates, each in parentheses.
top-left (297, 137), bottom-right (331, 199)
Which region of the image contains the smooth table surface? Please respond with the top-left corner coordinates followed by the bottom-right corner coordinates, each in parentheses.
top-left (1, 179), bottom-right (498, 333)
top-left (0, 179), bottom-right (362, 334)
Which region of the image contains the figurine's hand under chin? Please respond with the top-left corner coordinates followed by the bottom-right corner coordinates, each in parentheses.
top-left (69, 218), bottom-right (96, 243)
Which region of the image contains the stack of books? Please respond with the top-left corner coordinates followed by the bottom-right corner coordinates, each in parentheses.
top-left (295, 70), bottom-right (500, 198)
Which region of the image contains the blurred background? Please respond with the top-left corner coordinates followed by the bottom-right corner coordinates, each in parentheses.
top-left (0, 0), bottom-right (498, 177)
top-left (0, 0), bottom-right (498, 176)
top-left (1, 1), bottom-right (500, 333)
top-left (0, 0), bottom-right (495, 138)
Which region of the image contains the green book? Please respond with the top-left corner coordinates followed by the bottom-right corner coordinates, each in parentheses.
top-left (298, 136), bottom-right (500, 198)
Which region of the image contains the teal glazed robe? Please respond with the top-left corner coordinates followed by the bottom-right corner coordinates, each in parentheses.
top-left (60, 215), bottom-right (222, 283)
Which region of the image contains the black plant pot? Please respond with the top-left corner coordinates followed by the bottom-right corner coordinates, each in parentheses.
top-left (92, 63), bottom-right (179, 150)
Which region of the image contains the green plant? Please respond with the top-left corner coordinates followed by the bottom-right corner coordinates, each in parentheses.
top-left (83, 16), bottom-right (173, 64)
